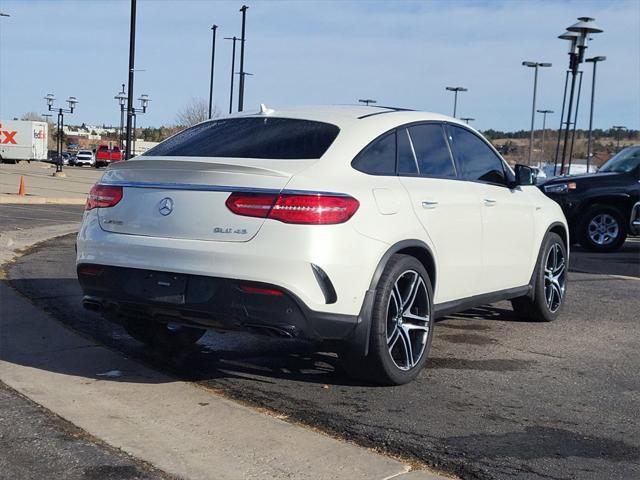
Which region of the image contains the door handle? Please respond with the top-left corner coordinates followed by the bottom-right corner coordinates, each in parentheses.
top-left (421, 200), bottom-right (439, 209)
top-left (483, 198), bottom-right (497, 206)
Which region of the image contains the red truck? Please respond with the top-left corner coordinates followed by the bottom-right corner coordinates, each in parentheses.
top-left (95, 145), bottom-right (122, 168)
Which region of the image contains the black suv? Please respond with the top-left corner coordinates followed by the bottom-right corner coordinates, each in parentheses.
top-left (541, 145), bottom-right (640, 252)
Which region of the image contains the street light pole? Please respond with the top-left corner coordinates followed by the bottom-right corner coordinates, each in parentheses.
top-left (237, 5), bottom-right (248, 112)
top-left (224, 36), bottom-right (237, 114)
top-left (612, 125), bottom-right (627, 151)
top-left (358, 99), bottom-right (377, 106)
top-left (445, 86), bottom-right (467, 118)
top-left (44, 94), bottom-right (77, 175)
top-left (536, 109), bottom-right (553, 162)
top-left (460, 117), bottom-right (474, 125)
top-left (557, 17), bottom-right (603, 175)
top-left (114, 84), bottom-right (127, 150)
top-left (585, 56), bottom-right (606, 172)
top-left (523, 61), bottom-right (552, 165)
top-left (124, 0), bottom-right (137, 160)
top-left (208, 24), bottom-right (218, 119)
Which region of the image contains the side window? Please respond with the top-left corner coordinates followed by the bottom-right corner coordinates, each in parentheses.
top-left (352, 132), bottom-right (396, 175)
top-left (407, 124), bottom-right (456, 178)
top-left (397, 128), bottom-right (418, 175)
top-left (447, 125), bottom-right (506, 185)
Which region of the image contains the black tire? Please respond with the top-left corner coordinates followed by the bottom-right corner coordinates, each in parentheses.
top-left (340, 254), bottom-right (434, 385)
top-left (579, 205), bottom-right (627, 252)
top-left (123, 318), bottom-right (206, 351)
top-left (511, 232), bottom-right (567, 322)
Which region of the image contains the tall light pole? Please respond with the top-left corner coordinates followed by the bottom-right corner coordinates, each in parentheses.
top-left (129, 94), bottom-right (150, 157)
top-left (124, 0), bottom-right (137, 160)
top-left (44, 94), bottom-right (77, 175)
top-left (460, 117), bottom-right (474, 125)
top-left (612, 125), bottom-right (627, 151)
top-left (585, 56), bottom-right (606, 172)
top-left (523, 61), bottom-right (552, 165)
top-left (536, 109), bottom-right (553, 162)
top-left (358, 99), bottom-right (377, 106)
top-left (237, 5), bottom-right (248, 112)
top-left (224, 36), bottom-right (237, 114)
top-left (556, 17), bottom-right (603, 175)
top-left (208, 24), bottom-right (218, 119)
top-left (445, 86), bottom-right (467, 118)
top-left (114, 84), bottom-right (127, 150)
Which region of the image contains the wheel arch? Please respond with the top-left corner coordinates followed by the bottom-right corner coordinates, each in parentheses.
top-left (581, 195), bottom-right (633, 220)
top-left (368, 240), bottom-right (437, 292)
top-left (348, 240), bottom-right (436, 357)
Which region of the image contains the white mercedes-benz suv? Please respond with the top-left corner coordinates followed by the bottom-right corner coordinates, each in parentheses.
top-left (77, 105), bottom-right (568, 385)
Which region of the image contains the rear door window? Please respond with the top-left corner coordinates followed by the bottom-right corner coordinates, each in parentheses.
top-left (446, 125), bottom-right (507, 185)
top-left (397, 128), bottom-right (419, 175)
top-left (407, 124), bottom-right (456, 178)
top-left (352, 132), bottom-right (396, 176)
top-left (144, 117), bottom-right (340, 160)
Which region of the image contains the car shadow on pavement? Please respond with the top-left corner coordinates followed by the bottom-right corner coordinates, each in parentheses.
top-left (4, 276), bottom-right (538, 388)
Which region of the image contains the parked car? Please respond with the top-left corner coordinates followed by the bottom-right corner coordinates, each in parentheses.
top-left (541, 145), bottom-right (640, 252)
top-left (76, 105), bottom-right (568, 385)
top-left (75, 150), bottom-right (95, 167)
top-left (95, 145), bottom-right (122, 167)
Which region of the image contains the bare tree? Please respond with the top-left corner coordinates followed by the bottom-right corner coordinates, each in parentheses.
top-left (176, 98), bottom-right (218, 127)
top-left (21, 112), bottom-right (45, 121)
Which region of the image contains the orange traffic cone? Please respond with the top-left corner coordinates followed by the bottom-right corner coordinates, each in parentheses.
top-left (18, 175), bottom-right (25, 196)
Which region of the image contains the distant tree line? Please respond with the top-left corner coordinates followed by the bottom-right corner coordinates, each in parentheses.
top-left (482, 128), bottom-right (639, 140)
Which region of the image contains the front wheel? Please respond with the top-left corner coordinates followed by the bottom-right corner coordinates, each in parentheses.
top-left (341, 254), bottom-right (434, 385)
top-left (124, 318), bottom-right (206, 351)
top-left (511, 232), bottom-right (567, 322)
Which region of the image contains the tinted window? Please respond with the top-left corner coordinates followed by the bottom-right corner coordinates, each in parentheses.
top-left (352, 132), bottom-right (396, 175)
top-left (397, 129), bottom-right (418, 175)
top-left (447, 125), bottom-right (506, 184)
top-left (144, 117), bottom-right (340, 160)
top-left (407, 124), bottom-right (456, 178)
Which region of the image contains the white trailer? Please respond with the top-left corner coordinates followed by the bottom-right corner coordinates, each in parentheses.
top-left (0, 120), bottom-right (48, 163)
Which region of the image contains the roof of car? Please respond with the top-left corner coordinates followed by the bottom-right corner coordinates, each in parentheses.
top-left (226, 104), bottom-right (466, 129)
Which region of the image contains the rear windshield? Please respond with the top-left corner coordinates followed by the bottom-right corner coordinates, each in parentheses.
top-left (143, 117), bottom-right (340, 160)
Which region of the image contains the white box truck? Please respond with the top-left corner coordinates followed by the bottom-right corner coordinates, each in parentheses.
top-left (0, 120), bottom-right (48, 163)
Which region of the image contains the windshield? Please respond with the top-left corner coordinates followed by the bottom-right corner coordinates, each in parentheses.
top-left (79, 151), bottom-right (92, 155)
top-left (599, 146), bottom-right (640, 173)
top-left (143, 117), bottom-right (340, 160)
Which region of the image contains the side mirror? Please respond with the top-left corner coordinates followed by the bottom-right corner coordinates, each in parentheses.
top-left (514, 164), bottom-right (536, 186)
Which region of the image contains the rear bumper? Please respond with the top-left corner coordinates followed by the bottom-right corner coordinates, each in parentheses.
top-left (78, 264), bottom-right (359, 343)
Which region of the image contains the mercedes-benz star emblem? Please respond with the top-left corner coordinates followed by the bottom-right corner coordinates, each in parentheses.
top-left (158, 197), bottom-right (174, 216)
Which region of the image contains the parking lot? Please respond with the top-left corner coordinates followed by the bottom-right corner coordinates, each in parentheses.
top-left (2, 204), bottom-right (638, 480)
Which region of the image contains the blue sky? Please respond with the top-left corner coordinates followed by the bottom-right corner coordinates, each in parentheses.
top-left (0, 0), bottom-right (638, 131)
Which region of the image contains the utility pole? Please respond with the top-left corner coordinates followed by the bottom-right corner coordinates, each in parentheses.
top-left (237, 5), bottom-right (248, 112)
top-left (124, 0), bottom-right (137, 160)
top-left (225, 36), bottom-right (237, 114)
top-left (208, 25), bottom-right (218, 119)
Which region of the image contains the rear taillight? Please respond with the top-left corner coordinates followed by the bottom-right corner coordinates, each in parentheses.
top-left (226, 192), bottom-right (359, 225)
top-left (85, 184), bottom-right (123, 210)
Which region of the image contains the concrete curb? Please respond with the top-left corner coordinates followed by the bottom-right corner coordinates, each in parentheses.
top-left (0, 227), bottom-right (453, 480)
top-left (0, 196), bottom-right (86, 205)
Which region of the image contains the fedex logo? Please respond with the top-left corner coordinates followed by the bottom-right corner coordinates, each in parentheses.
top-left (0, 123), bottom-right (17, 144)
top-left (34, 130), bottom-right (45, 140)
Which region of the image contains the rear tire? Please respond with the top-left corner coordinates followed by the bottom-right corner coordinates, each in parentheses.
top-left (579, 205), bottom-right (627, 252)
top-left (124, 318), bottom-right (206, 350)
top-left (511, 232), bottom-right (567, 322)
top-left (340, 254), bottom-right (434, 385)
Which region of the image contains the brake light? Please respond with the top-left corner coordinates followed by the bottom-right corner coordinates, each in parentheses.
top-left (85, 184), bottom-right (123, 210)
top-left (226, 192), bottom-right (359, 225)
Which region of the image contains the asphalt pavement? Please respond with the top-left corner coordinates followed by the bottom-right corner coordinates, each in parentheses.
top-left (0, 383), bottom-right (171, 480)
top-left (5, 209), bottom-right (639, 480)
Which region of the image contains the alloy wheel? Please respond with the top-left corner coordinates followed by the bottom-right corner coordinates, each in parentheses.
top-left (386, 270), bottom-right (430, 371)
top-left (588, 213), bottom-right (619, 246)
top-left (543, 243), bottom-right (566, 313)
